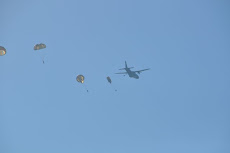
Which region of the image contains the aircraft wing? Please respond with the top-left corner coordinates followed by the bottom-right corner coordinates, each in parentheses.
top-left (134, 68), bottom-right (150, 74)
top-left (115, 72), bottom-right (128, 74)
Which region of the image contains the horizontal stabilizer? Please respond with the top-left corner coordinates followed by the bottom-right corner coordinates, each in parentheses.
top-left (115, 72), bottom-right (128, 74)
top-left (119, 67), bottom-right (134, 70)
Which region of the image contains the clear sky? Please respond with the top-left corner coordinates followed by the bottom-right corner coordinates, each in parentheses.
top-left (1, 0), bottom-right (230, 153)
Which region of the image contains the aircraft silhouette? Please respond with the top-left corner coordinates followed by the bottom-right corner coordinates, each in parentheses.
top-left (115, 61), bottom-right (150, 79)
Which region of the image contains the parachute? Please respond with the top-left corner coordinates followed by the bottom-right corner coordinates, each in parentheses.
top-left (107, 76), bottom-right (112, 84)
top-left (34, 43), bottom-right (46, 50)
top-left (76, 75), bottom-right (85, 84)
top-left (0, 46), bottom-right (6, 56)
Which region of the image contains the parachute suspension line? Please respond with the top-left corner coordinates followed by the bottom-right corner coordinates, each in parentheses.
top-left (83, 84), bottom-right (89, 92)
top-left (111, 84), bottom-right (117, 92)
top-left (39, 51), bottom-right (46, 64)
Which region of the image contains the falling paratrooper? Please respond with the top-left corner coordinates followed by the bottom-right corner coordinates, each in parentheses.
top-left (76, 74), bottom-right (88, 92)
top-left (0, 46), bottom-right (6, 56)
top-left (106, 76), bottom-right (117, 91)
top-left (34, 43), bottom-right (46, 64)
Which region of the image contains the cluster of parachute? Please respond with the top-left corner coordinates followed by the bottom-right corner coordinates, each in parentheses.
top-left (1, 43), bottom-right (46, 63)
top-left (1, 44), bottom-right (116, 92)
top-left (76, 75), bottom-right (116, 92)
top-left (1, 43), bottom-right (46, 56)
top-left (76, 75), bottom-right (113, 85)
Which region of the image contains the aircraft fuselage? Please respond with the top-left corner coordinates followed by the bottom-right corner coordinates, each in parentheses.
top-left (125, 68), bottom-right (139, 79)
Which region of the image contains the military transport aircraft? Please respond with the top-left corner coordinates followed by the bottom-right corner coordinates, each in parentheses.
top-left (115, 61), bottom-right (150, 79)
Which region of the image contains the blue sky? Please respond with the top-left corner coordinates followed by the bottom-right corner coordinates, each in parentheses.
top-left (1, 0), bottom-right (230, 153)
